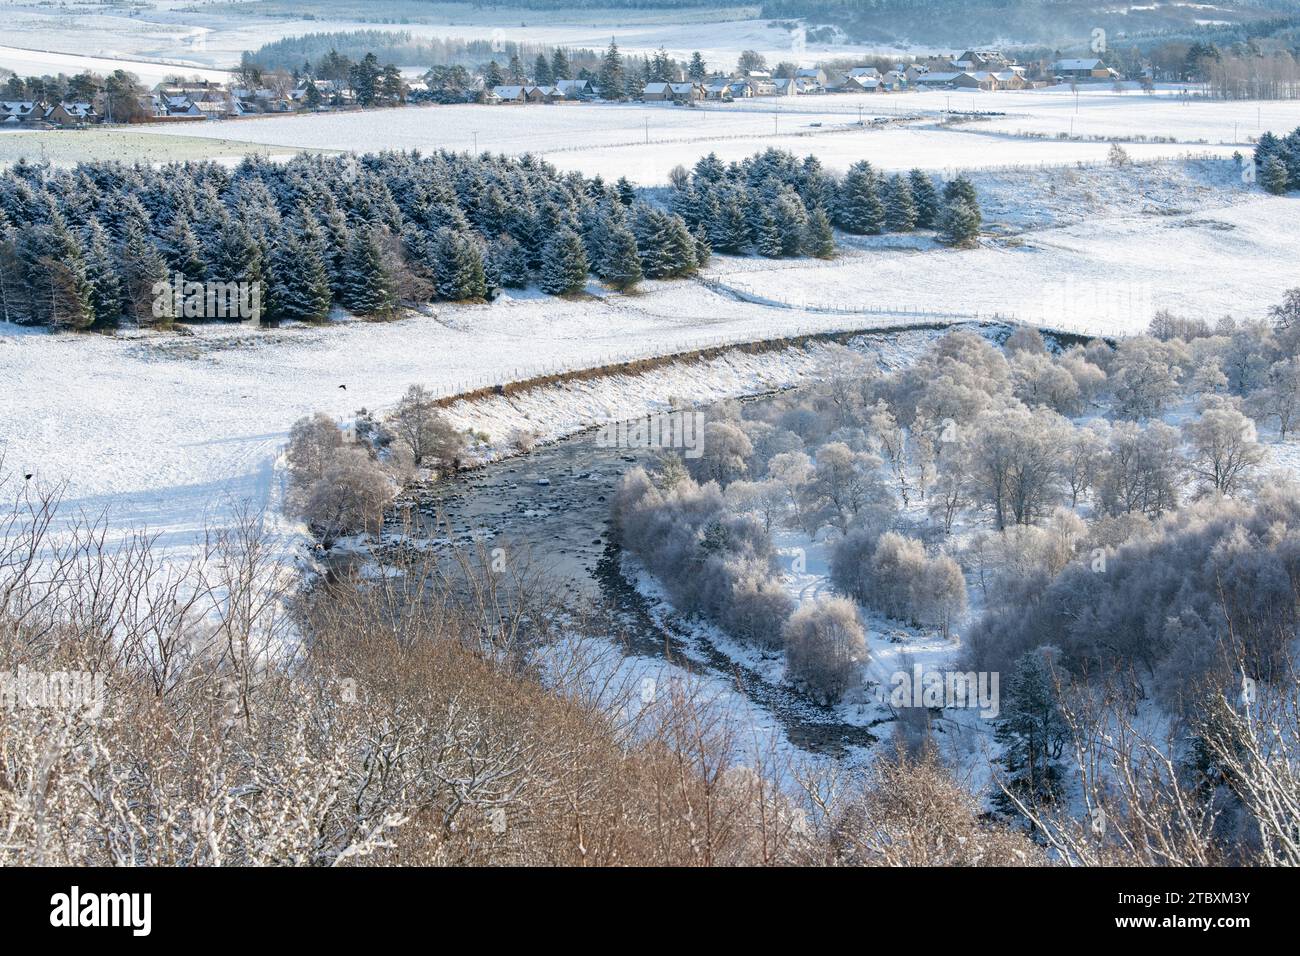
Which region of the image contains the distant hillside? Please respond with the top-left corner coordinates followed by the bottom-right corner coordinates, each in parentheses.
top-left (759, 0), bottom-right (1298, 49)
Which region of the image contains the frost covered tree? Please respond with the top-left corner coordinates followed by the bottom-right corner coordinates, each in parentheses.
top-left (805, 442), bottom-right (896, 534)
top-left (539, 226), bottom-right (589, 295)
top-left (909, 168), bottom-right (941, 229)
top-left (1183, 405), bottom-right (1265, 496)
top-left (296, 446), bottom-right (394, 546)
top-left (994, 651), bottom-right (1069, 814)
top-left (689, 421), bottom-right (753, 487)
top-left (388, 384), bottom-right (465, 470)
top-left (1250, 356), bottom-right (1300, 437)
top-left (1096, 420), bottom-right (1183, 518)
top-left (1112, 336), bottom-right (1184, 419)
top-left (340, 228), bottom-right (398, 318)
top-left (267, 226), bottom-right (332, 324)
top-left (835, 160), bottom-right (884, 235)
top-left (286, 411), bottom-right (345, 490)
top-left (803, 206), bottom-right (835, 259)
top-left (940, 197), bottom-right (980, 248)
top-left (883, 173), bottom-right (917, 232)
top-left (433, 229), bottom-right (488, 301)
top-left (783, 598), bottom-right (867, 704)
top-left (963, 407), bottom-right (1070, 530)
top-left (597, 223), bottom-right (643, 290)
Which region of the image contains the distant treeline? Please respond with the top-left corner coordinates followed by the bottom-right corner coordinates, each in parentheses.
top-left (246, 30), bottom-right (600, 73)
top-left (760, 0), bottom-right (1295, 48)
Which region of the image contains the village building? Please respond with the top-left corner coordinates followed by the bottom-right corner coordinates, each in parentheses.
top-left (1053, 58), bottom-right (1120, 81)
top-left (43, 102), bottom-right (98, 126)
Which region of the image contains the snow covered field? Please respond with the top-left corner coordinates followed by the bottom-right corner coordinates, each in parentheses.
top-left (0, 127), bottom-right (322, 166)
top-left (0, 284), bottom-right (928, 564)
top-left (49, 96), bottom-right (1246, 184)
top-left (0, 43), bottom-right (231, 86)
top-left (710, 190), bottom-right (1300, 335)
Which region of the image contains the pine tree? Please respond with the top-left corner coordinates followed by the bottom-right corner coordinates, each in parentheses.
top-left (1254, 130), bottom-right (1282, 177)
top-left (540, 226), bottom-right (589, 295)
top-left (322, 206), bottom-right (352, 299)
top-left (598, 39), bottom-right (625, 100)
top-left (633, 207), bottom-right (697, 278)
top-left (769, 187), bottom-right (809, 257)
top-left (434, 228), bottom-right (489, 301)
top-left (349, 52), bottom-right (382, 106)
top-left (551, 48), bottom-right (571, 81)
top-left (164, 215), bottom-right (207, 282)
top-left (340, 228), bottom-right (398, 318)
top-left (599, 224), bottom-right (643, 291)
top-left (755, 208), bottom-right (783, 258)
top-left (484, 60), bottom-right (504, 89)
top-left (804, 206), bottom-right (835, 258)
top-left (42, 220), bottom-right (95, 330)
top-left (508, 52), bottom-right (525, 84)
top-left (712, 194), bottom-right (751, 253)
top-left (121, 220), bottom-right (172, 327)
top-left (649, 47), bottom-right (673, 83)
top-left (1262, 155), bottom-right (1289, 195)
top-left (267, 225), bottom-right (332, 323)
top-left (688, 51), bottom-right (707, 81)
top-left (884, 173), bottom-right (918, 232)
top-left (994, 651), bottom-right (1069, 814)
top-left (533, 53), bottom-right (553, 86)
top-left (692, 223), bottom-right (712, 267)
top-left (83, 218), bottom-right (123, 327)
top-left (209, 217), bottom-right (263, 288)
top-left (942, 175), bottom-right (979, 210)
top-left (940, 198), bottom-right (981, 248)
top-left (909, 168), bottom-right (941, 229)
top-left (490, 234), bottom-right (531, 289)
top-left (616, 177), bottom-right (636, 207)
top-left (836, 160), bottom-right (884, 235)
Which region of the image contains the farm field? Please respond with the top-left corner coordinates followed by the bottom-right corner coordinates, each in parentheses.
top-left (0, 127), bottom-right (325, 165)
top-left (45, 93), bottom-right (1255, 183)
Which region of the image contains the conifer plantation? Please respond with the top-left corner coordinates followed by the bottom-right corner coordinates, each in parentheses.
top-left (0, 148), bottom-right (982, 329)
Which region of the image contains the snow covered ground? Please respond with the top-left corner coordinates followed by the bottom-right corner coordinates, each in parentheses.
top-left (0, 43), bottom-right (231, 85)
top-left (0, 285), bottom-right (941, 566)
top-left (2, 156), bottom-right (1294, 575)
top-left (0, 127), bottom-right (322, 166)
top-left (709, 189), bottom-right (1300, 335)
top-left (91, 98), bottom-right (1250, 184)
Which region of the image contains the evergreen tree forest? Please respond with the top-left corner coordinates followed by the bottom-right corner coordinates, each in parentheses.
top-left (0, 148), bottom-right (982, 330)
